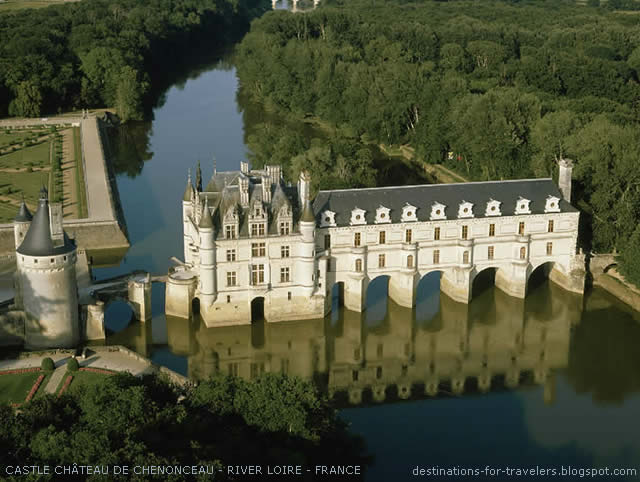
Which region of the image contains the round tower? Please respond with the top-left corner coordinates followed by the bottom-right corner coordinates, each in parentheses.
top-left (13, 201), bottom-right (32, 308)
top-left (17, 188), bottom-right (79, 349)
top-left (299, 199), bottom-right (316, 294)
top-left (183, 169), bottom-right (195, 264)
top-left (198, 198), bottom-right (216, 309)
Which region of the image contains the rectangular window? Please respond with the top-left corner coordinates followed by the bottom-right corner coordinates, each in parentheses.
top-left (226, 271), bottom-right (237, 286)
top-left (433, 250), bottom-right (440, 264)
top-left (520, 246), bottom-right (526, 259)
top-left (324, 234), bottom-right (331, 249)
top-left (228, 363), bottom-right (239, 377)
top-left (251, 264), bottom-right (264, 285)
top-left (354, 232), bottom-right (361, 247)
top-left (434, 227), bottom-right (440, 241)
top-left (355, 259), bottom-right (362, 272)
top-left (379, 231), bottom-right (386, 244)
top-left (259, 223), bottom-right (265, 236)
top-left (489, 223), bottom-right (495, 237)
top-left (352, 370), bottom-right (359, 382)
top-left (378, 254), bottom-right (385, 268)
top-left (281, 245), bottom-right (290, 258)
top-left (406, 229), bottom-right (412, 243)
top-left (251, 242), bottom-right (266, 257)
top-left (287, 291), bottom-right (292, 301)
top-left (226, 249), bottom-right (236, 262)
top-left (463, 251), bottom-right (469, 264)
top-left (377, 343), bottom-right (383, 358)
top-left (225, 225), bottom-right (236, 239)
top-left (488, 246), bottom-right (495, 260)
top-left (226, 295), bottom-right (231, 303)
top-left (462, 225), bottom-right (468, 240)
top-left (376, 366), bottom-right (383, 379)
top-left (518, 222), bottom-right (525, 235)
top-left (548, 220), bottom-right (554, 233)
top-left (279, 222), bottom-right (290, 235)
top-left (327, 258), bottom-right (332, 272)
top-left (281, 359), bottom-right (290, 374)
top-left (546, 242), bottom-right (553, 255)
top-left (280, 267), bottom-right (290, 283)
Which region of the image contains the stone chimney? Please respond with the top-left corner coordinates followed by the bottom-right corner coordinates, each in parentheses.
top-left (558, 158), bottom-right (573, 203)
top-left (240, 175), bottom-right (249, 207)
top-left (49, 202), bottom-right (64, 247)
top-left (298, 170), bottom-right (311, 208)
top-left (261, 176), bottom-right (272, 204)
top-left (240, 161), bottom-right (249, 175)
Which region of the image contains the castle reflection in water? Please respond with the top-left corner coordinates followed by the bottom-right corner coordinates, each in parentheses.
top-left (111, 279), bottom-right (582, 406)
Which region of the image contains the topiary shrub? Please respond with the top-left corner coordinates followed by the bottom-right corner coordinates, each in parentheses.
top-left (67, 357), bottom-right (79, 372)
top-left (41, 357), bottom-right (55, 371)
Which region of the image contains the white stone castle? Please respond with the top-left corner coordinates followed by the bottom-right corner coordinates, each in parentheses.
top-left (13, 188), bottom-right (79, 348)
top-left (166, 160), bottom-right (585, 327)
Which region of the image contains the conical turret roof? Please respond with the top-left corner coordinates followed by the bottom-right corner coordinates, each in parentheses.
top-left (17, 188), bottom-right (75, 256)
top-left (199, 198), bottom-right (213, 229)
top-left (183, 170), bottom-right (194, 202)
top-left (14, 200), bottom-right (32, 222)
top-left (301, 199), bottom-right (316, 223)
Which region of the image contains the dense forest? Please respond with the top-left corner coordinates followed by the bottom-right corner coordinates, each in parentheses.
top-left (235, 0), bottom-right (640, 285)
top-left (0, 0), bottom-right (269, 121)
top-left (0, 372), bottom-right (370, 481)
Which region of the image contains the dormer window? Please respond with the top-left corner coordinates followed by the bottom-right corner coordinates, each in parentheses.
top-left (350, 207), bottom-right (367, 226)
top-left (401, 203), bottom-right (417, 222)
top-left (375, 205), bottom-right (391, 224)
top-left (515, 197), bottom-right (531, 215)
top-left (320, 210), bottom-right (336, 227)
top-left (458, 201), bottom-right (474, 219)
top-left (485, 199), bottom-right (502, 216)
top-left (430, 202), bottom-right (446, 220)
top-left (544, 196), bottom-right (560, 213)
top-left (223, 206), bottom-right (238, 240)
top-left (278, 204), bottom-right (292, 235)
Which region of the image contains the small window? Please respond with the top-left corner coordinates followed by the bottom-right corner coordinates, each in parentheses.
top-left (407, 254), bottom-right (414, 268)
top-left (354, 232), bottom-right (361, 247)
top-left (63, 256), bottom-right (67, 261)
top-left (281, 245), bottom-right (290, 258)
top-left (406, 229), bottom-right (412, 243)
top-left (288, 291), bottom-right (292, 300)
top-left (279, 222), bottom-right (290, 235)
top-left (226, 295), bottom-right (231, 303)
top-left (520, 246), bottom-right (526, 259)
top-left (355, 258), bottom-right (363, 272)
top-left (379, 231), bottom-right (386, 244)
top-left (352, 370), bottom-right (359, 382)
top-left (327, 258), bottom-right (332, 271)
top-left (280, 267), bottom-right (290, 283)
top-left (546, 242), bottom-right (553, 255)
top-left (462, 225), bottom-right (468, 240)
top-left (226, 271), bottom-right (237, 286)
top-left (433, 250), bottom-right (440, 264)
top-left (50, 258), bottom-right (54, 263)
top-left (376, 366), bottom-right (383, 379)
top-left (226, 249), bottom-right (236, 262)
top-left (548, 220), bottom-right (554, 233)
top-left (377, 343), bottom-right (383, 358)
top-left (488, 246), bottom-right (495, 260)
top-left (489, 224), bottom-right (495, 237)
top-left (251, 243), bottom-right (266, 257)
top-left (324, 234), bottom-right (331, 249)
top-left (518, 222), bottom-right (525, 235)
top-left (463, 251), bottom-right (469, 264)
top-left (434, 227), bottom-right (440, 241)
top-left (34, 259), bottom-right (38, 264)
top-left (378, 254), bottom-right (385, 268)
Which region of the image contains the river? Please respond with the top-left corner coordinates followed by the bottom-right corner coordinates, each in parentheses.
top-left (95, 36), bottom-right (640, 482)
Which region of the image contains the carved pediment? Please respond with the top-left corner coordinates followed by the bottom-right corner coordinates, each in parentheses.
top-left (485, 199), bottom-right (501, 216)
top-left (458, 201), bottom-right (474, 219)
top-left (430, 202), bottom-right (446, 220)
top-left (350, 207), bottom-right (367, 226)
top-left (401, 203), bottom-right (417, 222)
top-left (320, 210), bottom-right (336, 228)
top-left (515, 197), bottom-right (531, 215)
top-left (544, 195), bottom-right (560, 213)
top-left (375, 205), bottom-right (391, 224)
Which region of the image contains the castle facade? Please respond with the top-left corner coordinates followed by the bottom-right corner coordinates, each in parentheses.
top-left (166, 160), bottom-right (584, 327)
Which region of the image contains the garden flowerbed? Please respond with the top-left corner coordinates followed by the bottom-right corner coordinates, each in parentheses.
top-left (79, 367), bottom-right (116, 375)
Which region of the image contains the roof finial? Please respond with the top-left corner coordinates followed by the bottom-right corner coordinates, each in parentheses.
top-left (213, 155), bottom-right (217, 177)
top-left (188, 168), bottom-right (192, 183)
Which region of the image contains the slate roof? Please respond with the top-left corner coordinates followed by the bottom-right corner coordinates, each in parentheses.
top-left (14, 201), bottom-right (32, 222)
top-left (17, 196), bottom-right (75, 256)
top-left (312, 178), bottom-right (576, 227)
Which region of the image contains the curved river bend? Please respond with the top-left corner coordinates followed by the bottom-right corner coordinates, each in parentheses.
top-left (97, 46), bottom-right (640, 482)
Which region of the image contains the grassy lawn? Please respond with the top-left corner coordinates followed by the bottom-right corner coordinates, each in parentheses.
top-left (0, 170), bottom-right (47, 199)
top-left (73, 126), bottom-right (88, 218)
top-left (0, 371), bottom-right (42, 405)
top-left (0, 139), bottom-right (51, 169)
top-left (0, 0), bottom-right (73, 12)
top-left (0, 200), bottom-right (19, 220)
top-left (57, 370), bottom-right (115, 395)
top-left (0, 130), bottom-right (49, 149)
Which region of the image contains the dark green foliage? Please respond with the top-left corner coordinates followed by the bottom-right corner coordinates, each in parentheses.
top-left (235, 0), bottom-right (640, 285)
top-left (0, 0), bottom-right (269, 121)
top-left (617, 227), bottom-right (640, 288)
top-left (40, 357), bottom-right (54, 371)
top-left (66, 357), bottom-right (79, 372)
top-left (0, 373), bottom-right (370, 480)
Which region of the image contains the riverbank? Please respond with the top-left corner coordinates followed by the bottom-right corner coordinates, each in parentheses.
top-left (0, 115), bottom-right (129, 265)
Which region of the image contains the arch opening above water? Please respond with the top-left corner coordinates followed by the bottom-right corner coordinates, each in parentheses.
top-left (251, 297), bottom-right (265, 323)
top-left (104, 300), bottom-right (135, 333)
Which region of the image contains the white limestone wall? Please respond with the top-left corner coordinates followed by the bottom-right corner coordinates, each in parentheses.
top-left (17, 250), bottom-right (79, 349)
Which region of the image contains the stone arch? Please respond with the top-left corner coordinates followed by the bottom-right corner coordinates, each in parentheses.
top-left (470, 265), bottom-right (503, 300)
top-left (191, 297), bottom-right (200, 315)
top-left (603, 263), bottom-right (618, 274)
top-left (250, 297), bottom-right (265, 323)
top-left (416, 270), bottom-right (443, 324)
top-left (329, 281), bottom-right (345, 325)
top-left (103, 299), bottom-right (135, 333)
top-left (526, 261), bottom-right (558, 295)
top-left (365, 275), bottom-right (390, 327)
